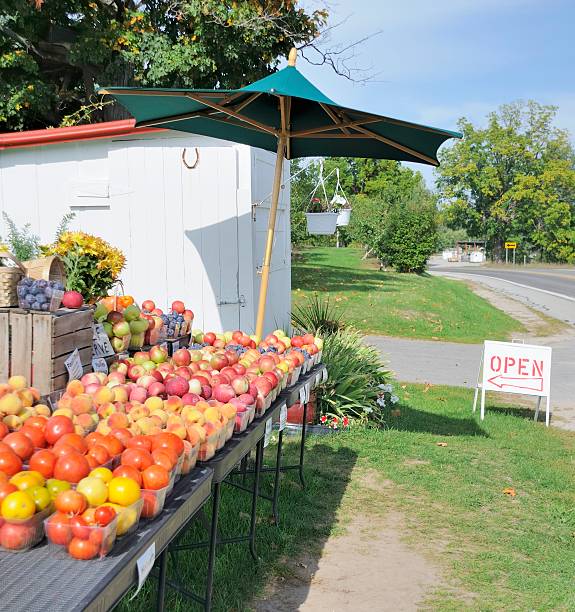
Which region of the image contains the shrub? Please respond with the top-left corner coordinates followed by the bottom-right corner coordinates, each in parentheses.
top-left (376, 202), bottom-right (438, 273)
top-left (291, 293), bottom-right (344, 336)
top-left (316, 328), bottom-right (396, 427)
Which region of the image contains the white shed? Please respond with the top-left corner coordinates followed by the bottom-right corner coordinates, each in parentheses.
top-left (0, 120), bottom-right (291, 335)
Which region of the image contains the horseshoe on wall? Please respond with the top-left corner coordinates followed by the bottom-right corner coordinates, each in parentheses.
top-left (182, 147), bottom-right (199, 169)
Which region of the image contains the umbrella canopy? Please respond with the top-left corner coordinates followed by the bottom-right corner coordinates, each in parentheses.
top-left (101, 49), bottom-right (461, 337)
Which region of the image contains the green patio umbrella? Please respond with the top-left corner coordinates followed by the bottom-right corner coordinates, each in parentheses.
top-left (100, 49), bottom-right (461, 338)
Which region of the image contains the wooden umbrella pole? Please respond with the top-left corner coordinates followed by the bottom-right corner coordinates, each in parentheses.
top-left (255, 135), bottom-right (286, 340)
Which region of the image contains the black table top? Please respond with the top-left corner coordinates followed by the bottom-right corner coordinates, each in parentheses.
top-left (0, 467), bottom-right (213, 612)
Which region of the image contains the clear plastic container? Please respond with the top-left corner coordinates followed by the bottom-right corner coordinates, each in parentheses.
top-left (141, 485), bottom-right (168, 519)
top-left (224, 415), bottom-right (234, 441)
top-left (17, 278), bottom-right (64, 312)
top-left (255, 394), bottom-right (267, 418)
top-left (174, 451), bottom-right (184, 482)
top-left (215, 423), bottom-right (226, 451)
top-left (44, 511), bottom-right (118, 559)
top-left (247, 402), bottom-right (256, 425)
top-left (112, 334), bottom-right (131, 354)
top-left (181, 443), bottom-right (199, 475)
top-left (0, 506), bottom-right (52, 552)
top-left (166, 465), bottom-right (177, 495)
top-left (234, 406), bottom-right (253, 433)
top-left (115, 498), bottom-right (144, 537)
top-left (198, 430), bottom-right (218, 462)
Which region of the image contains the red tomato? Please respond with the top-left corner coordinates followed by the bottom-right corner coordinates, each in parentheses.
top-left (45, 511), bottom-right (72, 545)
top-left (0, 482), bottom-right (18, 504)
top-left (151, 432), bottom-right (184, 457)
top-left (99, 435), bottom-right (124, 457)
top-left (20, 425), bottom-right (46, 449)
top-left (55, 489), bottom-right (88, 515)
top-left (0, 422), bottom-right (9, 440)
top-left (125, 435), bottom-right (152, 452)
top-left (52, 443), bottom-right (79, 459)
top-left (87, 445), bottom-right (110, 466)
top-left (45, 415), bottom-right (75, 445)
top-left (89, 526), bottom-right (104, 548)
top-left (0, 450), bottom-right (23, 477)
top-left (94, 505), bottom-right (116, 527)
top-left (112, 464), bottom-right (143, 486)
top-left (3, 432), bottom-right (34, 461)
top-left (70, 516), bottom-right (91, 540)
top-left (22, 416), bottom-right (47, 431)
top-left (0, 472), bottom-right (8, 485)
top-left (29, 449), bottom-right (57, 479)
top-left (110, 428), bottom-right (132, 447)
top-left (152, 449), bottom-right (175, 471)
top-left (86, 455), bottom-right (99, 469)
top-left (85, 432), bottom-right (105, 449)
top-left (55, 433), bottom-right (87, 455)
top-left (53, 452), bottom-right (90, 484)
top-left (68, 536), bottom-right (99, 560)
top-left (121, 448), bottom-right (153, 471)
top-left (0, 521), bottom-right (36, 550)
top-left (141, 465), bottom-right (170, 490)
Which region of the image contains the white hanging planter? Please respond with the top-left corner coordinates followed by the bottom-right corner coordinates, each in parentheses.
top-left (306, 212), bottom-right (339, 235)
top-left (336, 208), bottom-right (351, 226)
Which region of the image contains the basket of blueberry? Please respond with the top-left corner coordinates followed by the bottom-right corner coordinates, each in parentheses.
top-left (17, 277), bottom-right (65, 311)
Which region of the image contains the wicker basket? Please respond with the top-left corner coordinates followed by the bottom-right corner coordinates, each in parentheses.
top-left (0, 251), bottom-right (26, 307)
top-left (23, 256), bottom-right (66, 285)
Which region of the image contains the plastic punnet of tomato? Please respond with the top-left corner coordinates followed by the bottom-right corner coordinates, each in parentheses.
top-left (180, 441), bottom-right (199, 476)
top-left (140, 484), bottom-right (169, 520)
top-left (0, 505), bottom-right (52, 553)
top-left (44, 511), bottom-right (118, 560)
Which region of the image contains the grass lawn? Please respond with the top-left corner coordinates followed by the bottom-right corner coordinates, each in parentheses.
top-left (292, 247), bottom-right (524, 343)
top-left (124, 384), bottom-right (575, 611)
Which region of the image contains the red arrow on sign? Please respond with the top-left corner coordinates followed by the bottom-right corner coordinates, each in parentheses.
top-left (487, 375), bottom-right (543, 392)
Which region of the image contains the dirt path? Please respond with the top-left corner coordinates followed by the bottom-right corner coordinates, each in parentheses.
top-left (254, 473), bottom-right (445, 612)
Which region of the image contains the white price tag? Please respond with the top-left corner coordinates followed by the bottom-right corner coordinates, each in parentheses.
top-left (315, 372), bottom-right (322, 386)
top-left (279, 404), bottom-right (287, 431)
top-left (131, 542), bottom-right (155, 600)
top-left (160, 342), bottom-right (168, 351)
top-left (264, 418), bottom-right (272, 447)
top-left (92, 357), bottom-right (108, 374)
top-left (298, 386), bottom-right (306, 405)
top-left (305, 381), bottom-right (312, 403)
top-left (92, 323), bottom-right (114, 358)
top-left (64, 349), bottom-right (83, 380)
top-left (172, 340), bottom-right (180, 352)
top-left (322, 368), bottom-right (328, 383)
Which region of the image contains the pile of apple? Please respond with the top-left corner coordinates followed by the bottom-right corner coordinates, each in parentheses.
top-left (141, 299), bottom-right (194, 340)
top-left (94, 301), bottom-right (157, 353)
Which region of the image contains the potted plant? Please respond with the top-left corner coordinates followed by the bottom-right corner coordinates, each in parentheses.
top-left (305, 197), bottom-right (339, 235)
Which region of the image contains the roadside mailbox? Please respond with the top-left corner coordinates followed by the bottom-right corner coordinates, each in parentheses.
top-left (473, 340), bottom-right (552, 425)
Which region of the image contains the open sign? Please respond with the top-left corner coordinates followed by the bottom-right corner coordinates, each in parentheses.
top-left (474, 340), bottom-right (552, 426)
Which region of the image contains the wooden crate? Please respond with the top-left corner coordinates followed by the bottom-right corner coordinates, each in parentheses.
top-left (0, 306), bottom-right (94, 394)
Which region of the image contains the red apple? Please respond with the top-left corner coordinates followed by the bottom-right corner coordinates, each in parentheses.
top-left (148, 381), bottom-right (166, 397)
top-left (231, 376), bottom-right (249, 395)
top-left (213, 384), bottom-right (236, 403)
top-left (182, 393), bottom-right (201, 406)
top-left (172, 349), bottom-right (191, 367)
top-left (127, 364), bottom-right (145, 382)
top-left (203, 332), bottom-right (216, 346)
top-left (187, 379), bottom-right (203, 395)
top-left (232, 363), bottom-right (246, 375)
top-left (129, 386), bottom-right (148, 403)
top-left (171, 301), bottom-right (185, 314)
top-left (142, 300), bottom-right (155, 312)
top-left (133, 351), bottom-right (150, 365)
top-left (165, 376), bottom-right (189, 397)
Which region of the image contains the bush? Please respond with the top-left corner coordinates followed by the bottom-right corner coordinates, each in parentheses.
top-left (316, 328), bottom-right (396, 427)
top-left (376, 202), bottom-right (438, 273)
top-left (291, 294), bottom-right (344, 336)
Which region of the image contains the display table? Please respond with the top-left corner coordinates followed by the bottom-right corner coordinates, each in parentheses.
top-left (0, 467), bottom-right (213, 612)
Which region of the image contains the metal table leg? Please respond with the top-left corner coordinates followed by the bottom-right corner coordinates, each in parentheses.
top-left (271, 429), bottom-right (283, 525)
top-left (299, 400), bottom-right (308, 489)
top-left (156, 549), bottom-right (168, 612)
top-left (204, 481), bottom-right (221, 612)
top-left (249, 439), bottom-right (263, 561)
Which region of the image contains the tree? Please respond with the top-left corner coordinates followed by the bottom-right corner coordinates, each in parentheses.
top-left (436, 101), bottom-right (575, 262)
top-left (0, 0), bottom-right (327, 130)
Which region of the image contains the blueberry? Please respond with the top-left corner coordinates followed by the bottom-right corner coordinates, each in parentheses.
top-left (32, 302), bottom-right (41, 310)
top-left (17, 286), bottom-right (26, 297)
top-left (41, 303), bottom-right (49, 311)
top-left (44, 287), bottom-right (53, 298)
top-left (20, 301), bottom-right (30, 309)
top-left (25, 293), bottom-right (35, 302)
top-left (37, 279), bottom-right (48, 288)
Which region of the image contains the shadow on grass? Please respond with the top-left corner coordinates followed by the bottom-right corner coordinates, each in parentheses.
top-left (388, 404), bottom-right (490, 437)
top-left (486, 404), bottom-right (543, 422)
top-left (122, 441), bottom-right (357, 611)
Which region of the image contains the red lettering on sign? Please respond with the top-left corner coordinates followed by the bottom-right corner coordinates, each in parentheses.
top-left (504, 357), bottom-right (516, 373)
top-left (490, 356), bottom-right (501, 372)
top-left (518, 358), bottom-right (528, 375)
top-left (532, 360), bottom-right (543, 377)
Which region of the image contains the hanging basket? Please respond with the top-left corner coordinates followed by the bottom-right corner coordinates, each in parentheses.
top-left (0, 251), bottom-right (26, 307)
top-left (305, 212), bottom-right (339, 235)
top-left (23, 255), bottom-right (66, 285)
top-left (336, 209), bottom-right (351, 226)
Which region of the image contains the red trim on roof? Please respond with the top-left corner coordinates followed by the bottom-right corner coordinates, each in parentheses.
top-left (0, 119), bottom-right (164, 151)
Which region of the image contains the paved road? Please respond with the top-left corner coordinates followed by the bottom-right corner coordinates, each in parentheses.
top-left (430, 264), bottom-right (575, 299)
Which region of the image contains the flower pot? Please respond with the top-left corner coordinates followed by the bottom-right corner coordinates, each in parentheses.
top-left (305, 212), bottom-right (339, 235)
top-left (336, 209), bottom-right (351, 226)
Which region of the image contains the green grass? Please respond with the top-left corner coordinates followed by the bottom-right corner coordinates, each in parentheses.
top-left (122, 384), bottom-right (575, 611)
top-left (292, 247), bottom-right (524, 343)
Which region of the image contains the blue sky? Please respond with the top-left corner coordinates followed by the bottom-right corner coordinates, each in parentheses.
top-left (296, 0), bottom-right (575, 186)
